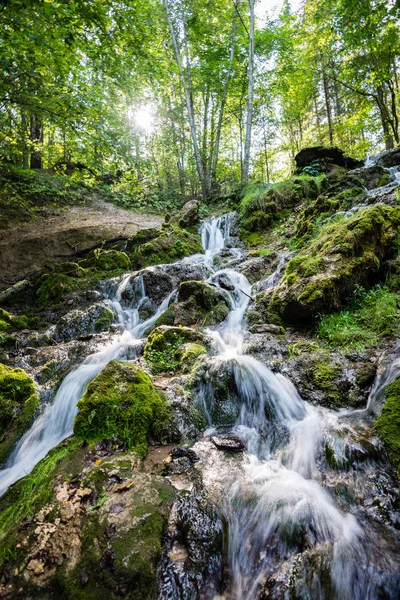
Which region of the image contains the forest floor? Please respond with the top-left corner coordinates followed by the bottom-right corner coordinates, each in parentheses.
top-left (0, 198), bottom-right (163, 290)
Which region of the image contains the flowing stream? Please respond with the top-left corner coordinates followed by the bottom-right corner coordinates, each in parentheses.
top-left (0, 211), bottom-right (399, 597)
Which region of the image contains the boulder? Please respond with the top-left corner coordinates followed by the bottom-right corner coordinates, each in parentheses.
top-left (259, 204), bottom-right (400, 325)
top-left (178, 199), bottom-right (200, 228)
top-left (143, 325), bottom-right (205, 374)
top-left (52, 302), bottom-right (115, 342)
top-left (240, 254), bottom-right (278, 284)
top-left (295, 146), bottom-right (362, 172)
top-left (74, 360), bottom-right (171, 456)
top-left (130, 225), bottom-right (202, 269)
top-left (377, 147), bottom-right (400, 168)
top-left (155, 280), bottom-right (230, 328)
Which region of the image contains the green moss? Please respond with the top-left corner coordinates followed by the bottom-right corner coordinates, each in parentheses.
top-left (131, 225), bottom-right (202, 268)
top-left (0, 319), bottom-right (9, 332)
top-left (374, 378), bottom-right (400, 467)
top-left (266, 205), bottom-right (400, 325)
top-left (74, 360), bottom-right (171, 457)
top-left (179, 343), bottom-right (207, 372)
top-left (144, 325), bottom-right (203, 373)
top-left (0, 308), bottom-right (11, 322)
top-left (36, 272), bottom-right (78, 307)
top-left (0, 364), bottom-right (40, 464)
top-left (94, 307), bottom-right (114, 332)
top-left (312, 361), bottom-right (341, 405)
top-left (86, 248), bottom-right (131, 272)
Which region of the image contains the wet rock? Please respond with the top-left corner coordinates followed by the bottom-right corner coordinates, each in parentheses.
top-left (170, 446), bottom-right (199, 462)
top-left (377, 147), bottom-right (400, 168)
top-left (239, 253), bottom-right (277, 284)
top-left (143, 325), bottom-right (205, 374)
top-left (157, 489), bottom-right (223, 599)
top-left (120, 262), bottom-right (209, 306)
top-left (250, 323), bottom-right (284, 335)
top-left (346, 165), bottom-right (390, 190)
top-left (51, 302), bottom-right (115, 342)
top-left (211, 434), bottom-right (245, 451)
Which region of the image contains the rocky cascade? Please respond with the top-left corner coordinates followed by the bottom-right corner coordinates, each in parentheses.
top-left (0, 149), bottom-right (399, 599)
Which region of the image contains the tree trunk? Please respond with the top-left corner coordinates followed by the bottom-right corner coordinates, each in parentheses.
top-left (242, 0), bottom-right (255, 183)
top-left (29, 114), bottom-right (43, 169)
top-left (321, 54), bottom-right (334, 145)
top-left (163, 0), bottom-right (208, 199)
top-left (376, 85), bottom-right (395, 149)
top-left (21, 112), bottom-right (29, 169)
top-left (263, 125), bottom-right (270, 183)
top-left (202, 84), bottom-right (210, 175)
top-left (211, 11), bottom-right (237, 186)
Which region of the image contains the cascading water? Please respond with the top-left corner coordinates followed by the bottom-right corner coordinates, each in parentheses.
top-left (194, 216), bottom-right (399, 599)
top-left (0, 275), bottom-right (175, 496)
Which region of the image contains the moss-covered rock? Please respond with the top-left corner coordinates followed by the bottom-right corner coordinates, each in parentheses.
top-left (131, 226), bottom-right (202, 269)
top-left (80, 248), bottom-right (131, 272)
top-left (261, 205), bottom-right (400, 325)
top-left (375, 378), bottom-right (400, 467)
top-left (144, 325), bottom-right (204, 374)
top-left (179, 343), bottom-right (207, 372)
top-left (0, 363), bottom-right (39, 464)
top-left (36, 272), bottom-right (78, 307)
top-left (74, 360), bottom-right (171, 457)
top-left (54, 303), bottom-right (115, 341)
top-left (157, 280), bottom-right (230, 329)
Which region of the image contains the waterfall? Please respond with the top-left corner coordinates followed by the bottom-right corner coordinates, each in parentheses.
top-left (0, 274), bottom-right (176, 496)
top-left (1, 210), bottom-right (398, 598)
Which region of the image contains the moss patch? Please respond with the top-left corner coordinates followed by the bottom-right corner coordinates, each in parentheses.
top-left (74, 360), bottom-right (171, 457)
top-left (0, 364), bottom-right (40, 464)
top-left (374, 378), bottom-right (400, 467)
top-left (131, 225), bottom-right (202, 268)
top-left (144, 325), bottom-right (204, 374)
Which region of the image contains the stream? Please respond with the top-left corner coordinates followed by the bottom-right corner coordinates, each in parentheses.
top-left (0, 207), bottom-right (399, 597)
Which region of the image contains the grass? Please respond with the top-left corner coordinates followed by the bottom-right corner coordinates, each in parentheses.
top-left (316, 285), bottom-right (400, 351)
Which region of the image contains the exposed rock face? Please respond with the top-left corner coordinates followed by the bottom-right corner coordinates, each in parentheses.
top-left (239, 253), bottom-right (278, 284)
top-left (259, 204), bottom-right (400, 325)
top-left (144, 325), bottom-right (205, 374)
top-left (52, 302), bottom-right (115, 342)
top-left (295, 146), bottom-right (362, 172)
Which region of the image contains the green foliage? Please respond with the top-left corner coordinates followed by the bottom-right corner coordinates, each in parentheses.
top-left (74, 360), bottom-right (171, 457)
top-left (374, 378), bottom-right (400, 467)
top-left (317, 286), bottom-right (400, 351)
top-left (0, 364), bottom-right (40, 464)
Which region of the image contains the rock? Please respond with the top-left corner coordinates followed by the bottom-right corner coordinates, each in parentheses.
top-left (74, 360), bottom-right (171, 456)
top-left (375, 377), bottom-right (400, 467)
top-left (52, 303), bottom-right (115, 342)
top-left (144, 326), bottom-right (205, 374)
top-left (377, 147), bottom-right (400, 168)
top-left (211, 434), bottom-right (245, 451)
top-left (260, 204), bottom-right (400, 325)
top-left (178, 200), bottom-right (200, 228)
top-left (120, 262), bottom-right (209, 306)
top-left (170, 446), bottom-right (199, 462)
top-left (250, 323), bottom-right (284, 335)
top-left (157, 489), bottom-right (223, 599)
top-left (0, 363), bottom-right (40, 464)
top-left (240, 254), bottom-right (277, 284)
top-left (130, 225), bottom-right (203, 270)
top-left (156, 280), bottom-right (230, 329)
top-left (295, 146), bottom-right (362, 172)
top-left (346, 165), bottom-right (390, 190)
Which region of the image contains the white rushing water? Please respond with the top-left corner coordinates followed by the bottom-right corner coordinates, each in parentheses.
top-left (0, 275), bottom-right (175, 496)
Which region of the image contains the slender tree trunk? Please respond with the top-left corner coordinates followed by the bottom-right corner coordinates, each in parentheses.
top-left (263, 125), bottom-right (270, 183)
top-left (376, 85), bottom-right (395, 149)
top-left (242, 0), bottom-right (255, 183)
top-left (211, 11), bottom-right (237, 187)
top-left (313, 92), bottom-right (322, 143)
top-left (21, 112), bottom-right (29, 169)
top-left (320, 54), bottom-right (334, 145)
top-left (163, 0), bottom-right (208, 199)
top-left (202, 84), bottom-right (210, 174)
top-left (387, 79), bottom-right (399, 144)
top-left (29, 114), bottom-right (43, 169)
